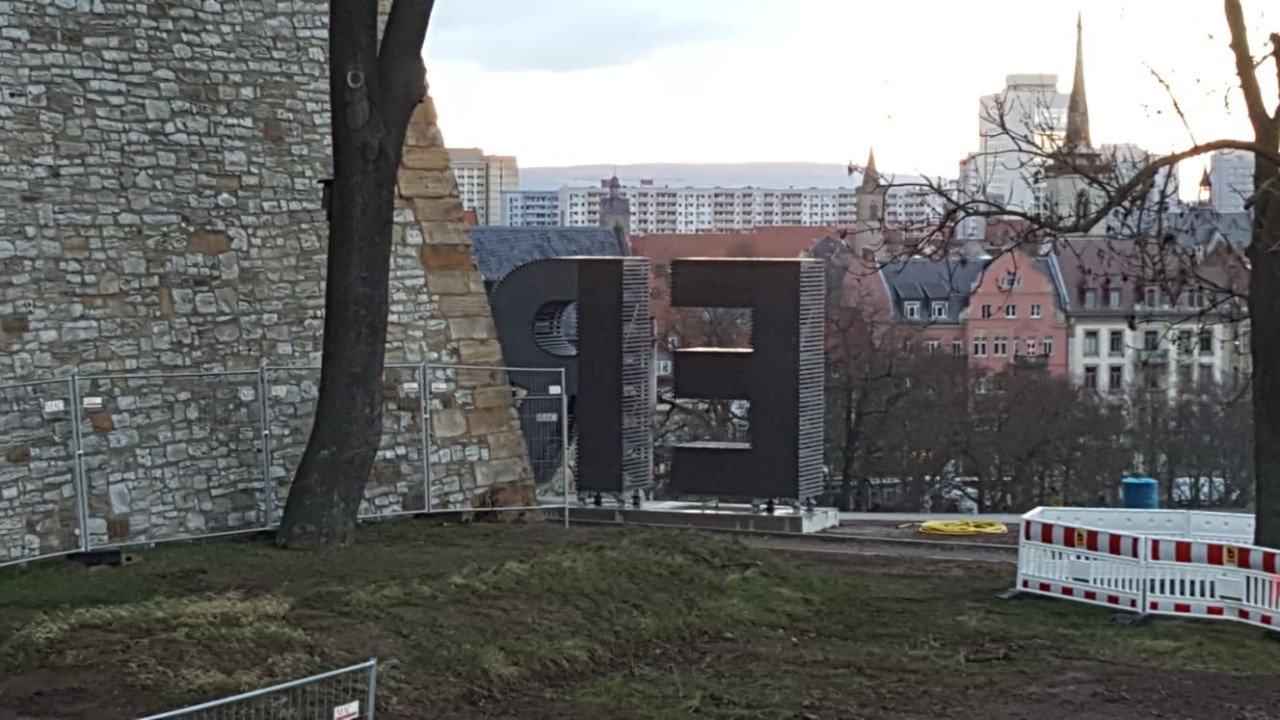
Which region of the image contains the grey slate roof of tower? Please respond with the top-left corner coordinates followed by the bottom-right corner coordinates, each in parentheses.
top-left (467, 227), bottom-right (625, 285)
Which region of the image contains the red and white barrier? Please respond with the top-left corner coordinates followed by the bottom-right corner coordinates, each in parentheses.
top-left (1017, 507), bottom-right (1280, 631)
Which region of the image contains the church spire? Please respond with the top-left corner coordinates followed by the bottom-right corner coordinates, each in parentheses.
top-left (1064, 12), bottom-right (1092, 151)
top-left (859, 148), bottom-right (880, 191)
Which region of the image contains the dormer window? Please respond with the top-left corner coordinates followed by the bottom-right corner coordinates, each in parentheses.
top-left (1082, 289), bottom-right (1098, 309)
top-left (1143, 287), bottom-right (1158, 307)
top-left (931, 301), bottom-right (948, 320)
top-left (904, 301), bottom-right (921, 320)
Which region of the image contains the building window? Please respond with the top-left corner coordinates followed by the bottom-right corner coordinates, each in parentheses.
top-left (1177, 363), bottom-right (1193, 388)
top-left (1144, 287), bottom-right (1158, 307)
top-left (1030, 304), bottom-right (1043, 319)
top-left (980, 304), bottom-right (993, 319)
top-left (1144, 368), bottom-right (1163, 391)
top-left (994, 337), bottom-right (1009, 357)
top-left (1188, 290), bottom-right (1207, 308)
top-left (656, 360), bottom-right (673, 376)
top-left (1004, 304), bottom-right (1017, 318)
top-left (1083, 289), bottom-right (1098, 309)
top-left (1026, 337), bottom-right (1038, 355)
top-left (973, 335), bottom-right (988, 357)
top-left (975, 376), bottom-right (989, 394)
top-left (904, 301), bottom-right (920, 320)
top-left (932, 301), bottom-right (948, 320)
top-left (1109, 330), bottom-right (1124, 357)
top-left (1107, 289), bottom-right (1122, 309)
top-left (1199, 364), bottom-right (1214, 387)
top-left (1177, 330), bottom-right (1193, 355)
top-left (925, 339), bottom-right (941, 354)
top-left (1084, 365), bottom-right (1098, 390)
top-left (1000, 273), bottom-right (1023, 289)
top-left (1143, 330), bottom-right (1159, 351)
top-left (1108, 365), bottom-right (1123, 394)
top-left (1044, 336), bottom-right (1054, 356)
top-left (1199, 329), bottom-right (1213, 356)
top-left (1083, 330), bottom-right (1099, 357)
top-left (952, 339), bottom-right (965, 356)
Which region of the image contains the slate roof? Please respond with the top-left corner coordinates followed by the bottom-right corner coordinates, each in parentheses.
top-left (1165, 207), bottom-right (1251, 248)
top-left (877, 257), bottom-right (991, 324)
top-left (467, 227), bottom-right (625, 284)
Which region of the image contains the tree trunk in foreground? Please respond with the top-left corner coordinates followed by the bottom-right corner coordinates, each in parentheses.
top-left (1224, 0), bottom-right (1280, 547)
top-left (277, 0), bottom-right (435, 548)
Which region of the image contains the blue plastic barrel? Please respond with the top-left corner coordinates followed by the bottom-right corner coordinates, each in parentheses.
top-left (1121, 477), bottom-right (1159, 509)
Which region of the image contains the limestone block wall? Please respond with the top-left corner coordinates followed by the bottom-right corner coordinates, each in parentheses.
top-left (0, 1), bottom-right (533, 556)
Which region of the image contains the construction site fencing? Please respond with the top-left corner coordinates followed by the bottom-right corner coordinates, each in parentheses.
top-left (1017, 506), bottom-right (1280, 631)
top-left (137, 659), bottom-right (377, 720)
top-left (0, 364), bottom-right (568, 567)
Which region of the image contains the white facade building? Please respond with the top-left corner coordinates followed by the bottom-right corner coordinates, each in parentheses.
top-left (507, 181), bottom-right (946, 234)
top-left (502, 190), bottom-right (559, 227)
top-left (448, 148), bottom-right (519, 225)
top-left (1208, 149), bottom-right (1253, 214)
top-left (1067, 316), bottom-right (1236, 402)
top-left (968, 74), bottom-right (1069, 215)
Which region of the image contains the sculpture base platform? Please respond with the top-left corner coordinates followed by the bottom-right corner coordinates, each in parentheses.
top-left (542, 499), bottom-right (841, 535)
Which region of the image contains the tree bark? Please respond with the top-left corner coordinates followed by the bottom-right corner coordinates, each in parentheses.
top-left (277, 0), bottom-right (434, 548)
top-left (1224, 0), bottom-right (1280, 546)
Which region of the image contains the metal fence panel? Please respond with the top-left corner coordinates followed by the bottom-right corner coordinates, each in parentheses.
top-left (76, 372), bottom-right (267, 548)
top-left (0, 379), bottom-right (81, 566)
top-left (424, 364), bottom-right (567, 511)
top-left (138, 659), bottom-right (377, 720)
top-left (264, 365), bottom-right (429, 521)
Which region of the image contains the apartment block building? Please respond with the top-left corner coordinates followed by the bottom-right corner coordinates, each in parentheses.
top-left (448, 148), bottom-right (519, 225)
top-left (499, 179), bottom-right (948, 236)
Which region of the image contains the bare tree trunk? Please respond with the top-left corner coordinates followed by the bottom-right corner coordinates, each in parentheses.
top-left (277, 0), bottom-right (435, 548)
top-left (1224, 0), bottom-right (1280, 546)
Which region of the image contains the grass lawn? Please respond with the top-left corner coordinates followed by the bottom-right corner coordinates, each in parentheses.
top-left (1, 521), bottom-right (1278, 719)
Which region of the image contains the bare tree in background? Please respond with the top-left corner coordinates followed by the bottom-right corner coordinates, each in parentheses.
top-left (277, 0), bottom-right (436, 548)
top-left (847, 0), bottom-right (1280, 544)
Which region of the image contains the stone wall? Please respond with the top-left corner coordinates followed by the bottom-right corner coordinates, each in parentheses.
top-left (0, 1), bottom-right (533, 558)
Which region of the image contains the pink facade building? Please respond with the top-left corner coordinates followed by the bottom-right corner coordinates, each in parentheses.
top-left (963, 252), bottom-right (1070, 378)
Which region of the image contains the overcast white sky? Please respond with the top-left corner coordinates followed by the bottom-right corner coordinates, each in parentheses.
top-left (423, 0), bottom-right (1273, 182)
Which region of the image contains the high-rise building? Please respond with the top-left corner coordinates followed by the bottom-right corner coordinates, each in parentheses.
top-left (448, 148), bottom-right (518, 225)
top-left (1208, 149), bottom-right (1254, 214)
top-left (501, 190), bottom-right (559, 227)
top-left (967, 74), bottom-right (1069, 215)
top-left (556, 183), bottom-right (857, 233)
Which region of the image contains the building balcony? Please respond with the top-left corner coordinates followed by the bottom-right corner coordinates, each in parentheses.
top-left (1012, 354), bottom-right (1049, 369)
top-left (1139, 348), bottom-right (1169, 364)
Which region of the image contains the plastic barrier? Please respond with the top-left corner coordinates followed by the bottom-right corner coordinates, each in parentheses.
top-left (1016, 507), bottom-right (1279, 630)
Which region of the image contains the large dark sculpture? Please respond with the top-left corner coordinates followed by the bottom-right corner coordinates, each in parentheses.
top-left (668, 258), bottom-right (825, 502)
top-left (489, 255), bottom-right (823, 502)
top-left (489, 257), bottom-right (653, 493)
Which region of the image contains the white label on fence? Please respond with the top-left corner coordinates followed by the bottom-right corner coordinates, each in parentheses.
top-left (548, 385), bottom-right (562, 395)
top-left (1217, 575), bottom-right (1245, 602)
top-left (270, 385), bottom-right (289, 398)
top-left (333, 700), bottom-right (360, 720)
top-left (431, 381), bottom-right (449, 393)
top-left (82, 396), bottom-right (104, 410)
top-left (401, 381), bottom-right (420, 395)
top-left (536, 412), bottom-right (557, 423)
top-left (1067, 558), bottom-right (1092, 583)
top-left (42, 399), bottom-right (65, 413)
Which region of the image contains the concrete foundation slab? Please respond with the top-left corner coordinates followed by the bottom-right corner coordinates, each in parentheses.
top-left (541, 499), bottom-right (841, 534)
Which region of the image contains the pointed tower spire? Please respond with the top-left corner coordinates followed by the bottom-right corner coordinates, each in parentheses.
top-left (859, 148), bottom-right (880, 191)
top-left (1064, 12), bottom-right (1092, 150)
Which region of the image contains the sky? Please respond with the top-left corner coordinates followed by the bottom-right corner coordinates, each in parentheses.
top-left (422, 1), bottom-right (1274, 185)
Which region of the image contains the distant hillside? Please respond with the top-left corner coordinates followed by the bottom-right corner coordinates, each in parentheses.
top-left (520, 163), bottom-right (857, 190)
top-left (519, 162), bottom-right (933, 191)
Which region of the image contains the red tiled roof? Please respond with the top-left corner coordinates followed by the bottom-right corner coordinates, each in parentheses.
top-left (631, 226), bottom-right (834, 263)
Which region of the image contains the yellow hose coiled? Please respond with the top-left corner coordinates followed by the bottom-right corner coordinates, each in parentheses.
top-left (918, 520), bottom-right (1009, 536)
